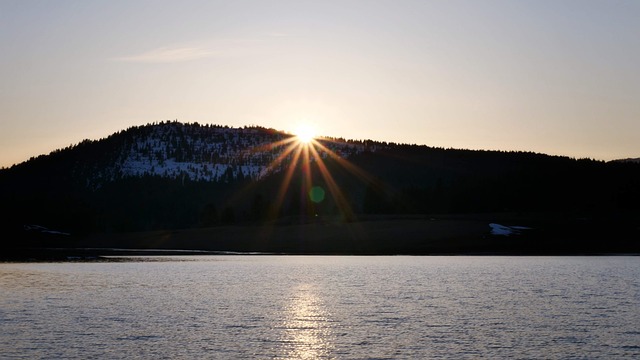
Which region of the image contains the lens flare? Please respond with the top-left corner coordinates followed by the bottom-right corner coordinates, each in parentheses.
top-left (309, 186), bottom-right (325, 203)
top-left (231, 124), bottom-right (374, 242)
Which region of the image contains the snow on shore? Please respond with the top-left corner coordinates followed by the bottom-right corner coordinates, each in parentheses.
top-left (489, 223), bottom-right (532, 236)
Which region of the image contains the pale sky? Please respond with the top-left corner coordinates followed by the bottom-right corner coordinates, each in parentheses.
top-left (1, 0), bottom-right (639, 168)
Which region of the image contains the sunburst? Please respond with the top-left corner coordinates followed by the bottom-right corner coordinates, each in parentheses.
top-left (294, 124), bottom-right (317, 144)
top-left (231, 125), bottom-right (375, 237)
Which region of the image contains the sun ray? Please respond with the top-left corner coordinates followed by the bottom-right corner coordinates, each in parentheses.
top-left (308, 144), bottom-right (355, 221)
top-left (222, 138), bottom-right (301, 207)
top-left (312, 140), bottom-right (373, 184)
top-left (268, 144), bottom-right (305, 220)
top-left (311, 139), bottom-right (397, 218)
top-left (225, 128), bottom-right (376, 245)
top-left (261, 140), bottom-right (302, 176)
top-left (302, 143), bottom-right (313, 209)
top-left (255, 144), bottom-right (306, 244)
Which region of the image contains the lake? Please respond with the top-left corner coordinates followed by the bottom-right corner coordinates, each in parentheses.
top-left (1, 256), bottom-right (639, 359)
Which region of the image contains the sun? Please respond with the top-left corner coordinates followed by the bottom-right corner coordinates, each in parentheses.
top-left (294, 123), bottom-right (317, 144)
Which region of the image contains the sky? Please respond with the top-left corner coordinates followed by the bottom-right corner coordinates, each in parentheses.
top-left (1, 0), bottom-right (639, 167)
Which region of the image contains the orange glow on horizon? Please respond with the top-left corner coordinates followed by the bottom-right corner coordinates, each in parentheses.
top-left (293, 123), bottom-right (317, 144)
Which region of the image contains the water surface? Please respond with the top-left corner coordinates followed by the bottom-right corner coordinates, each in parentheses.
top-left (1, 256), bottom-right (639, 359)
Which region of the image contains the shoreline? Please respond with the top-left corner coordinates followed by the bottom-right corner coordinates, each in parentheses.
top-left (3, 214), bottom-right (639, 261)
top-left (2, 248), bottom-right (639, 263)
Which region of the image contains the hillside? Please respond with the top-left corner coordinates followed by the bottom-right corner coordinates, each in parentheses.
top-left (1, 121), bottom-right (639, 256)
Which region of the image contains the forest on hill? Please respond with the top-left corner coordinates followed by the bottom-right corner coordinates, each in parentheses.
top-left (1, 122), bottom-right (639, 255)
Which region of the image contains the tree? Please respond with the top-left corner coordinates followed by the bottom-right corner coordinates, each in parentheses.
top-left (200, 203), bottom-right (218, 227)
top-left (250, 194), bottom-right (266, 221)
top-left (221, 206), bottom-right (236, 224)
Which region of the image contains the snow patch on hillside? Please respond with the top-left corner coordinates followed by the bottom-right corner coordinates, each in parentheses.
top-left (105, 122), bottom-right (368, 184)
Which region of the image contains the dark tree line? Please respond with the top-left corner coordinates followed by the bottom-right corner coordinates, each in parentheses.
top-left (1, 123), bottom-right (638, 242)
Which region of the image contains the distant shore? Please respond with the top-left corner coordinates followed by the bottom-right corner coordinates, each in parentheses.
top-left (3, 213), bottom-right (639, 261)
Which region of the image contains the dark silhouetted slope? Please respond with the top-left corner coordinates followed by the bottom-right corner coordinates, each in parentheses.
top-left (1, 121), bottom-right (639, 256)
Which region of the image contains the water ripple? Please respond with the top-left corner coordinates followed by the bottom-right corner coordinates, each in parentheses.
top-left (1, 256), bottom-right (639, 359)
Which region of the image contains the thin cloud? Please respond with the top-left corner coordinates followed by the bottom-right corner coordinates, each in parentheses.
top-left (111, 35), bottom-right (288, 63)
top-left (111, 46), bottom-right (217, 63)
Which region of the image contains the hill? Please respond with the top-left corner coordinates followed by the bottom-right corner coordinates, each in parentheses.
top-left (1, 121), bottom-right (639, 257)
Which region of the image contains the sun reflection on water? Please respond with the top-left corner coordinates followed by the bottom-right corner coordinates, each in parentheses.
top-left (280, 284), bottom-right (335, 359)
